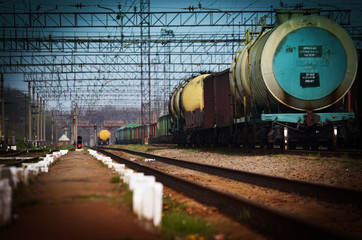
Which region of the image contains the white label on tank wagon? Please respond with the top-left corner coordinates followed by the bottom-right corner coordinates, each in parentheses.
top-left (298, 46), bottom-right (322, 58)
top-left (300, 73), bottom-right (320, 88)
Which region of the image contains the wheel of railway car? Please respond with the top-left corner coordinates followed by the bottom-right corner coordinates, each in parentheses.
top-left (266, 142), bottom-right (274, 149)
top-left (327, 141), bottom-right (336, 151)
top-left (186, 133), bottom-right (192, 146)
top-left (204, 131), bottom-right (211, 146)
top-left (303, 143), bottom-right (310, 150)
top-left (232, 131), bottom-right (241, 147)
top-left (246, 141), bottom-right (256, 149)
top-left (191, 133), bottom-right (198, 147)
top-left (259, 143), bottom-right (265, 150)
top-left (194, 133), bottom-right (201, 147)
top-left (311, 142), bottom-right (320, 151)
top-left (217, 130), bottom-right (225, 147)
top-left (200, 132), bottom-right (206, 147)
top-left (279, 142), bottom-right (285, 150)
top-left (288, 142), bottom-right (297, 150)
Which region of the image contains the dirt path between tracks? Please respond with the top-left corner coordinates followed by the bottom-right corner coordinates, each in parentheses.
top-left (0, 150), bottom-right (160, 240)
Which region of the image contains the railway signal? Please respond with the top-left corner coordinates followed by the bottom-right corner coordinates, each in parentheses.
top-left (77, 136), bottom-right (82, 149)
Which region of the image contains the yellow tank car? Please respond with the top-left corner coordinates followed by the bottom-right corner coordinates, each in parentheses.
top-left (98, 129), bottom-right (111, 145)
top-left (169, 74), bottom-right (210, 121)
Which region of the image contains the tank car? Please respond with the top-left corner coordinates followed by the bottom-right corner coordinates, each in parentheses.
top-left (169, 74), bottom-right (210, 144)
top-left (169, 9), bottom-right (358, 150)
top-left (97, 129), bottom-right (111, 145)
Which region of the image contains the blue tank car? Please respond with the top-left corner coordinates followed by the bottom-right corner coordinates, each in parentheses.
top-left (227, 10), bottom-right (358, 149)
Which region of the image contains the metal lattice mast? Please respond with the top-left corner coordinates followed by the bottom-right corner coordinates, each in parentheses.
top-left (140, 0), bottom-right (151, 127)
top-left (161, 28), bottom-right (173, 114)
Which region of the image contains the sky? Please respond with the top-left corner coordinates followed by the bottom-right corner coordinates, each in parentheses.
top-left (1, 0), bottom-right (362, 99)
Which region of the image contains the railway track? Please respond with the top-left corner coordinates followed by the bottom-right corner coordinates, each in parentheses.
top-left (149, 144), bottom-right (362, 159)
top-left (0, 150), bottom-right (26, 157)
top-left (0, 149), bottom-right (57, 168)
top-left (95, 147), bottom-right (361, 240)
top-left (100, 147), bottom-right (362, 207)
top-left (0, 156), bottom-right (39, 168)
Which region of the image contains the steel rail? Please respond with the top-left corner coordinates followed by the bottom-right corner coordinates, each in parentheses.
top-left (100, 147), bottom-right (362, 208)
top-left (1, 156), bottom-right (39, 168)
top-left (0, 149), bottom-right (57, 167)
top-left (284, 149), bottom-right (362, 159)
top-left (95, 147), bottom-right (358, 240)
top-left (0, 150), bottom-right (26, 157)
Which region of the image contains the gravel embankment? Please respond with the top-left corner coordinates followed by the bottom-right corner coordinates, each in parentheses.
top-left (150, 149), bottom-right (362, 190)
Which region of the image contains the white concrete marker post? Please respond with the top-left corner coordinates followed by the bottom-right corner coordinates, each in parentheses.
top-left (132, 175), bottom-right (155, 219)
top-left (153, 182), bottom-right (163, 227)
top-left (0, 179), bottom-right (12, 227)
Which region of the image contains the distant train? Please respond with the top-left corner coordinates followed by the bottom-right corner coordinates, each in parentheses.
top-left (116, 10), bottom-right (359, 150)
top-left (97, 129), bottom-right (111, 145)
top-left (115, 117), bottom-right (171, 145)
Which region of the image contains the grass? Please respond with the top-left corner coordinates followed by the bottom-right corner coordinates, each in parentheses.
top-left (78, 194), bottom-right (108, 199)
top-left (163, 198), bottom-right (187, 212)
top-left (96, 160), bottom-right (107, 168)
top-left (307, 152), bottom-right (321, 158)
top-left (18, 198), bottom-right (43, 208)
top-left (112, 184), bottom-right (218, 239)
top-left (184, 148), bottom-right (202, 153)
top-left (183, 147), bottom-right (234, 155)
top-left (110, 175), bottom-right (120, 184)
top-left (74, 194), bottom-right (109, 204)
top-left (161, 198), bottom-right (217, 240)
top-left (110, 190), bottom-right (133, 208)
top-left (115, 144), bottom-right (152, 152)
top-left (161, 210), bottom-right (216, 240)
top-left (107, 182), bottom-right (133, 208)
top-left (114, 144), bottom-right (173, 153)
top-left (238, 208), bottom-right (251, 222)
top-left (342, 160), bottom-right (362, 169)
top-left (110, 184), bottom-right (133, 208)
top-left (59, 145), bottom-right (76, 150)
top-left (340, 153), bottom-right (351, 159)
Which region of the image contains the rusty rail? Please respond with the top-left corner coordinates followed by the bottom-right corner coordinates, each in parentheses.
top-left (100, 147), bottom-right (362, 208)
top-left (95, 147), bottom-right (358, 240)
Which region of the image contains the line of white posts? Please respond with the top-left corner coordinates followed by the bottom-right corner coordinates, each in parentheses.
top-left (0, 150), bottom-right (69, 227)
top-left (88, 149), bottom-right (163, 227)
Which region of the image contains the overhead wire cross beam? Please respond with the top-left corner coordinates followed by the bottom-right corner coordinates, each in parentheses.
top-left (0, 5), bottom-right (357, 113)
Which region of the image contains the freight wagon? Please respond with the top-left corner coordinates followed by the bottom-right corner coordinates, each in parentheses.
top-left (169, 9), bottom-right (358, 150)
top-left (116, 9), bottom-right (359, 150)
